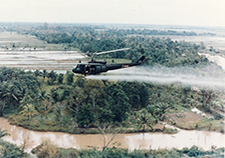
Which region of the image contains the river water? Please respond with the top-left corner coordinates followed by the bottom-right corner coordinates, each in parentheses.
top-left (0, 118), bottom-right (224, 153)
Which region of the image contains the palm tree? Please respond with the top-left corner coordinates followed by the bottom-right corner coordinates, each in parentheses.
top-left (43, 69), bottom-right (48, 79)
top-left (34, 90), bottom-right (52, 118)
top-left (0, 128), bottom-right (9, 138)
top-left (11, 69), bottom-right (20, 80)
top-left (137, 109), bottom-right (155, 132)
top-left (36, 90), bottom-right (51, 101)
top-left (155, 102), bottom-right (172, 118)
top-left (2, 83), bottom-right (22, 107)
top-left (19, 104), bottom-right (38, 120)
top-left (0, 83), bottom-right (7, 101)
top-left (19, 94), bottom-right (33, 109)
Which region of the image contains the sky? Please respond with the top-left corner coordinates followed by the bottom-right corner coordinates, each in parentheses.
top-left (0, 0), bottom-right (225, 27)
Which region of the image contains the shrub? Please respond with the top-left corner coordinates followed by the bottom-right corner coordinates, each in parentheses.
top-left (163, 127), bottom-right (178, 134)
top-left (186, 145), bottom-right (204, 157)
top-left (0, 140), bottom-right (29, 157)
top-left (215, 114), bottom-right (223, 120)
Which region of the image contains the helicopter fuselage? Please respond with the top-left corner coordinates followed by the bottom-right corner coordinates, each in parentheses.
top-left (72, 55), bottom-right (145, 75)
top-left (72, 62), bottom-right (107, 75)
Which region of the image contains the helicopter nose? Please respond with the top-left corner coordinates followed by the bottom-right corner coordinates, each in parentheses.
top-left (72, 68), bottom-right (76, 73)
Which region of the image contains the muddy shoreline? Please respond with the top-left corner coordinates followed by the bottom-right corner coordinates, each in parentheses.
top-left (1, 117), bottom-right (224, 153)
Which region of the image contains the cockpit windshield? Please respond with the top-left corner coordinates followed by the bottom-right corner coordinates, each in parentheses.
top-left (74, 64), bottom-right (80, 70)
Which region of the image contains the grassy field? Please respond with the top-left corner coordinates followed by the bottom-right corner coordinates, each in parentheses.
top-left (0, 31), bottom-right (78, 51)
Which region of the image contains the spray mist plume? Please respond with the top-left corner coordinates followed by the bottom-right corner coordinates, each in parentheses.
top-left (86, 66), bottom-right (225, 89)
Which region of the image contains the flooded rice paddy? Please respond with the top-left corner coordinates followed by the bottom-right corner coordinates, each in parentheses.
top-left (0, 51), bottom-right (86, 72)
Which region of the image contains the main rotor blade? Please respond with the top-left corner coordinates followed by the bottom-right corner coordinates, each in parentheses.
top-left (93, 48), bottom-right (130, 55)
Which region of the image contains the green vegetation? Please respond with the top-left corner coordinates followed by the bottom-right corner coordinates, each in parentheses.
top-left (0, 23), bottom-right (211, 67)
top-left (32, 140), bottom-right (225, 158)
top-left (0, 66), bottom-right (224, 135)
top-left (0, 23), bottom-right (224, 157)
top-left (0, 128), bottom-right (29, 158)
top-left (0, 24), bottom-right (224, 135)
top-left (0, 24), bottom-right (224, 133)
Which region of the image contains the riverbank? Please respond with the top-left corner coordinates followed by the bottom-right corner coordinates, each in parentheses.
top-left (6, 110), bottom-right (224, 135)
top-left (1, 117), bottom-right (225, 154)
top-left (4, 114), bottom-right (177, 135)
top-left (4, 87), bottom-right (224, 135)
top-left (165, 111), bottom-right (225, 133)
top-left (0, 139), bottom-right (29, 158)
top-left (32, 140), bottom-right (225, 158)
top-left (5, 104), bottom-right (224, 135)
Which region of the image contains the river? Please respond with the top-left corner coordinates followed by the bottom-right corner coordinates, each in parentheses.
top-left (0, 118), bottom-right (224, 153)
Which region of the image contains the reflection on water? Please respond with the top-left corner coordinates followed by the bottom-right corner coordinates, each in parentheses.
top-left (0, 51), bottom-right (85, 71)
top-left (202, 53), bottom-right (225, 70)
top-left (163, 35), bottom-right (225, 50)
top-left (0, 118), bottom-right (224, 153)
top-left (125, 131), bottom-right (224, 150)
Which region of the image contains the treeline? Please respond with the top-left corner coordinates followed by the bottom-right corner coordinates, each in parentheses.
top-left (103, 28), bottom-right (216, 36)
top-left (35, 31), bottom-right (208, 68)
top-left (1, 67), bottom-right (223, 134)
top-left (3, 23), bottom-right (210, 67)
top-left (3, 23), bottom-right (216, 38)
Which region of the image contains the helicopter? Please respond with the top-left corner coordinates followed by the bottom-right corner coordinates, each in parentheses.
top-left (72, 48), bottom-right (145, 76)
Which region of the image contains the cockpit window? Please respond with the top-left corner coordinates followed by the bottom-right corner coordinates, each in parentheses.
top-left (73, 64), bottom-right (80, 70)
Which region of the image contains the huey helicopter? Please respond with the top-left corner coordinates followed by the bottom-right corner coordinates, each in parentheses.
top-left (72, 48), bottom-right (145, 76)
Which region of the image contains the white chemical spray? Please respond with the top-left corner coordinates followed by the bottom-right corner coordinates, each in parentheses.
top-left (87, 65), bottom-right (225, 89)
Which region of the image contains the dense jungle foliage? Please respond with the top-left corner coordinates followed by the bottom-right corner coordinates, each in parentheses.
top-left (0, 66), bottom-right (223, 134)
top-left (0, 23), bottom-right (224, 157)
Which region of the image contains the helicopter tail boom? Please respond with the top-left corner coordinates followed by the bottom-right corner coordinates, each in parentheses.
top-left (136, 55), bottom-right (145, 64)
